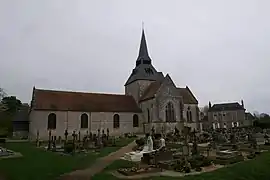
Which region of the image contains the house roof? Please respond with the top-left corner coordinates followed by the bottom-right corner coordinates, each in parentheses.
top-left (208, 102), bottom-right (245, 112)
top-left (32, 88), bottom-right (142, 113)
top-left (139, 80), bottom-right (198, 104)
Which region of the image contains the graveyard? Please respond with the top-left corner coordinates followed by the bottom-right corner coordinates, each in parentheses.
top-left (1, 126), bottom-right (270, 180)
top-left (0, 129), bottom-right (136, 180)
top-left (91, 126), bottom-right (270, 180)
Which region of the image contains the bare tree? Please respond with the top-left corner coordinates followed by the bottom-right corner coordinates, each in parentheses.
top-left (202, 105), bottom-right (209, 114)
top-left (0, 88), bottom-right (7, 100)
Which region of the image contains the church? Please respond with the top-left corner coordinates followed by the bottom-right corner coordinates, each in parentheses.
top-left (29, 30), bottom-right (200, 140)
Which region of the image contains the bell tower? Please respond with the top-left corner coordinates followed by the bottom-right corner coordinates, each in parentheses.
top-left (125, 28), bottom-right (163, 103)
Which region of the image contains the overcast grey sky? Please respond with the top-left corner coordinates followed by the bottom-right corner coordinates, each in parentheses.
top-left (0, 0), bottom-right (269, 113)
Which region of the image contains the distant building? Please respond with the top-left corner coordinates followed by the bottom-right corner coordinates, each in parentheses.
top-left (207, 100), bottom-right (246, 129)
top-left (12, 103), bottom-right (29, 137)
top-left (244, 112), bottom-right (255, 127)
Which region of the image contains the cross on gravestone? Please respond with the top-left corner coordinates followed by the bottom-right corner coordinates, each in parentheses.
top-left (64, 130), bottom-right (68, 143)
top-left (36, 130), bottom-right (40, 147)
top-left (48, 130), bottom-right (52, 150)
top-left (78, 131), bottom-right (81, 143)
top-left (106, 128), bottom-right (109, 140)
top-left (72, 131), bottom-right (76, 154)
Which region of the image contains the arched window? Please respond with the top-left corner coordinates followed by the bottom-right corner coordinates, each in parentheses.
top-left (165, 102), bottom-right (176, 122)
top-left (47, 113), bottom-right (56, 130)
top-left (186, 111), bottom-right (190, 122)
top-left (180, 102), bottom-right (184, 120)
top-left (147, 109), bottom-right (150, 123)
top-left (113, 114), bottom-right (120, 129)
top-left (133, 114), bottom-right (139, 127)
top-left (189, 111), bottom-right (192, 122)
top-left (80, 113), bottom-right (88, 129)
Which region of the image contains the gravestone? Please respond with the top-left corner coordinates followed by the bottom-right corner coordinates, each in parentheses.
top-left (107, 128), bottom-right (110, 140)
top-left (64, 130), bottom-right (68, 143)
top-left (48, 130), bottom-right (52, 150)
top-left (36, 130), bottom-right (40, 147)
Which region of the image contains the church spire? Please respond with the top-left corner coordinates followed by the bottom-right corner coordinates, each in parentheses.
top-left (136, 28), bottom-right (151, 66)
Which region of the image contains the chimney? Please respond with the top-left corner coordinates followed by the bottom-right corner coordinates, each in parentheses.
top-left (241, 100), bottom-right (244, 108)
top-left (209, 101), bottom-right (212, 108)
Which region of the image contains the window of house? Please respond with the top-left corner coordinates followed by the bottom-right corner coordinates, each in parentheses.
top-left (165, 102), bottom-right (176, 122)
top-left (80, 113), bottom-right (88, 129)
top-left (47, 113), bottom-right (56, 130)
top-left (113, 114), bottom-right (120, 129)
top-left (214, 114), bottom-right (217, 120)
top-left (133, 114), bottom-right (139, 127)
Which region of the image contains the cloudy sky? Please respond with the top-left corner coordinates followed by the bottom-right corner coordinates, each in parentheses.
top-left (0, 0), bottom-right (269, 113)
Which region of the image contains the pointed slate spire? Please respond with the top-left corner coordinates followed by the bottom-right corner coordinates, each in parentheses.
top-left (136, 28), bottom-right (151, 66)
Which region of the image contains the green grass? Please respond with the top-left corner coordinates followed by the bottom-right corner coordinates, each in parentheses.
top-left (92, 151), bottom-right (270, 180)
top-left (0, 138), bottom-right (134, 180)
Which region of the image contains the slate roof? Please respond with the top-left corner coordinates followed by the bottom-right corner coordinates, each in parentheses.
top-left (125, 30), bottom-right (163, 86)
top-left (139, 80), bottom-right (198, 104)
top-left (32, 88), bottom-right (142, 113)
top-left (208, 102), bottom-right (245, 112)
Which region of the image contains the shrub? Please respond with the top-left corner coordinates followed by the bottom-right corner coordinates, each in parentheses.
top-left (64, 143), bottom-right (74, 154)
top-left (195, 167), bottom-right (202, 172)
top-left (247, 154), bottom-right (256, 159)
top-left (135, 138), bottom-right (145, 147)
top-left (202, 158), bottom-right (212, 167)
top-left (184, 166), bottom-right (191, 173)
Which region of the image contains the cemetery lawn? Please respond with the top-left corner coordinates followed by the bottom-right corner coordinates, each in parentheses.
top-left (0, 139), bottom-right (134, 180)
top-left (92, 151), bottom-right (270, 180)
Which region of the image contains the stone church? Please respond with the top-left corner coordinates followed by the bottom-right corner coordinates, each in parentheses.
top-left (29, 30), bottom-right (200, 140)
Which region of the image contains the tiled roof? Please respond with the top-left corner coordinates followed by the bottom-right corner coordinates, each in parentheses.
top-left (208, 102), bottom-right (245, 112)
top-left (32, 89), bottom-right (142, 113)
top-left (176, 87), bottom-right (198, 104)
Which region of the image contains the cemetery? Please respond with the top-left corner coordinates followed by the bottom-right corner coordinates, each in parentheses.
top-left (0, 135), bottom-right (22, 159)
top-left (0, 129), bottom-right (136, 180)
top-left (2, 126), bottom-right (270, 180)
top-left (35, 128), bottom-right (130, 156)
top-left (92, 126), bottom-right (270, 179)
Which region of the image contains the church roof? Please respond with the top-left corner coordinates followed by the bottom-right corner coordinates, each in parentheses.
top-left (125, 29), bottom-right (162, 86)
top-left (31, 88), bottom-right (142, 113)
top-left (177, 87), bottom-right (198, 104)
top-left (139, 79), bottom-right (198, 104)
top-left (140, 81), bottom-right (163, 101)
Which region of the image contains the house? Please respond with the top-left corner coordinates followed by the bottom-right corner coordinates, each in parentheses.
top-left (29, 29), bottom-right (200, 140)
top-left (12, 103), bottom-right (29, 137)
top-left (207, 100), bottom-right (246, 129)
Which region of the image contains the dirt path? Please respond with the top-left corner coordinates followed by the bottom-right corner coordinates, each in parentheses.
top-left (59, 141), bottom-right (136, 180)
